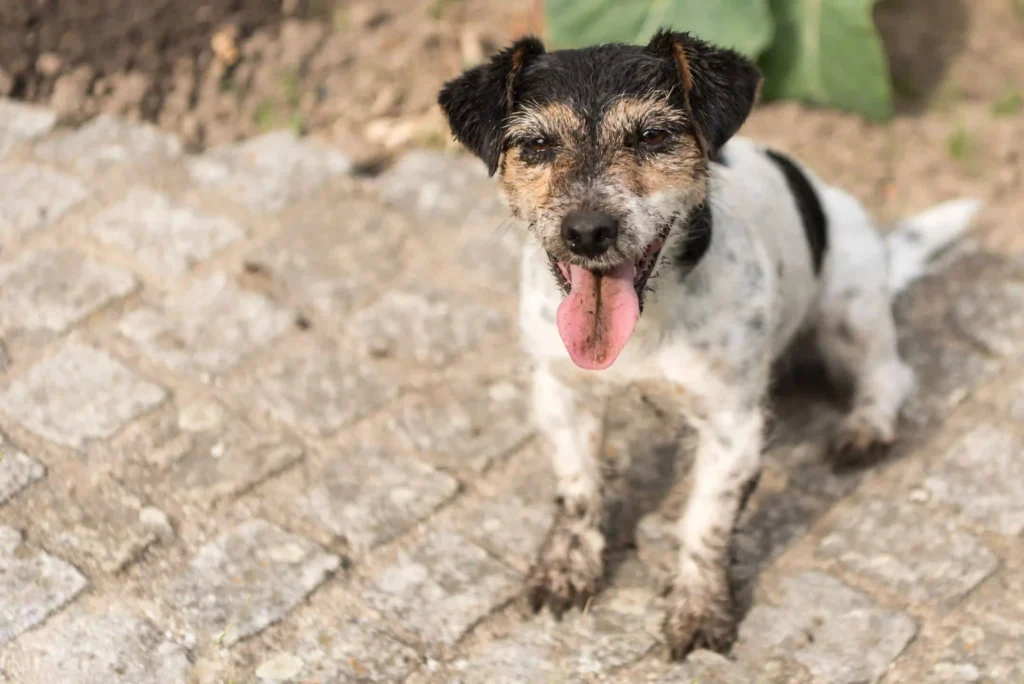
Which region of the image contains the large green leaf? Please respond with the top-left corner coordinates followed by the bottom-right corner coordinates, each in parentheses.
top-left (758, 0), bottom-right (893, 121)
top-left (545, 0), bottom-right (775, 59)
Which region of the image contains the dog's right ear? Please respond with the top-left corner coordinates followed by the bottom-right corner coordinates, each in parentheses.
top-left (438, 37), bottom-right (545, 176)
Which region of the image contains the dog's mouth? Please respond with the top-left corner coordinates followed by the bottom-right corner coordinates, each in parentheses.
top-left (546, 223), bottom-right (671, 371)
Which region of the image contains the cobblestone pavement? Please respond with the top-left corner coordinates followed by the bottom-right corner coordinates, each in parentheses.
top-left (0, 99), bottom-right (1022, 684)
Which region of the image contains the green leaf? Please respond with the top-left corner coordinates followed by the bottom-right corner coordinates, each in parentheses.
top-left (545, 0), bottom-right (775, 59)
top-left (758, 0), bottom-right (893, 121)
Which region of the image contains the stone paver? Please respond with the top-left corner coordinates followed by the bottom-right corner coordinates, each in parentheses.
top-left (0, 101), bottom-right (56, 158)
top-left (733, 571), bottom-right (917, 684)
top-left (34, 114), bottom-right (182, 175)
top-left (164, 519), bottom-right (340, 646)
top-left (377, 150), bottom-right (507, 233)
top-left (1, 605), bottom-right (191, 684)
top-left (950, 280), bottom-right (1024, 358)
top-left (441, 564), bottom-right (660, 683)
top-left (0, 248), bottom-right (136, 337)
top-left (921, 424), bottom-right (1024, 536)
top-left (245, 198), bottom-right (410, 319)
top-left (616, 650), bottom-right (753, 683)
top-left (31, 480), bottom-right (166, 574)
top-left (352, 289), bottom-right (506, 367)
top-left (233, 335), bottom-right (399, 436)
top-left (389, 376), bottom-right (532, 473)
top-left (0, 440), bottom-right (44, 506)
top-left (0, 101), bottom-right (1019, 680)
top-left (291, 447), bottom-right (458, 554)
top-left (364, 529), bottom-right (520, 651)
top-left (261, 614), bottom-right (420, 683)
top-left (87, 187), bottom-right (244, 277)
top-left (817, 498), bottom-right (999, 605)
top-left (375, 150), bottom-right (526, 288)
top-left (0, 526), bottom-right (88, 645)
top-left (0, 342), bottom-right (166, 448)
top-left (102, 395), bottom-right (302, 508)
top-left (118, 273), bottom-right (292, 375)
top-left (446, 447), bottom-right (555, 574)
top-left (187, 130), bottom-right (351, 213)
top-left (0, 164), bottom-right (89, 241)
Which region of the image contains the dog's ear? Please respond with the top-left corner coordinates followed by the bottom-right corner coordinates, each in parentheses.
top-left (438, 37), bottom-right (545, 176)
top-left (647, 29), bottom-right (762, 158)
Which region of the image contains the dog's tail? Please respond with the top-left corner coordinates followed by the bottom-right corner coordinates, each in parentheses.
top-left (885, 197), bottom-right (984, 293)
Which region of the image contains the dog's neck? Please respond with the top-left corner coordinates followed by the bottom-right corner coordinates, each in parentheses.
top-left (673, 199), bottom-right (713, 279)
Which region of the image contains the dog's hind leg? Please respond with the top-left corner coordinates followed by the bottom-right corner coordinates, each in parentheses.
top-left (812, 187), bottom-right (918, 466)
top-left (527, 362), bottom-right (609, 615)
top-left (816, 284), bottom-right (916, 466)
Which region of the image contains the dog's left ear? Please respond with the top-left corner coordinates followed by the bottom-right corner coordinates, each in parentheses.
top-left (647, 29), bottom-right (762, 158)
top-left (438, 37), bottom-right (546, 176)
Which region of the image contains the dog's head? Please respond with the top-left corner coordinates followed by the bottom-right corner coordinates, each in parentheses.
top-left (438, 30), bottom-right (761, 370)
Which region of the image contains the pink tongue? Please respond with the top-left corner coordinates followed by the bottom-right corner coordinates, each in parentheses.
top-left (556, 262), bottom-right (639, 370)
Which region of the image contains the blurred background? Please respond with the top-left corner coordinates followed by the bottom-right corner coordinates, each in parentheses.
top-left (1, 0), bottom-right (1020, 247)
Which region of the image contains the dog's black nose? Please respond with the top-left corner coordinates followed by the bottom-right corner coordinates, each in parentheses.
top-left (561, 210), bottom-right (619, 258)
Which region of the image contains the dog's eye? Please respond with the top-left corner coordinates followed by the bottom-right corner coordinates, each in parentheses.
top-left (525, 136), bottom-right (554, 153)
top-left (639, 129), bottom-right (668, 146)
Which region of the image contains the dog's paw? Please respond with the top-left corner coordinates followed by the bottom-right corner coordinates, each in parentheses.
top-left (662, 581), bottom-right (737, 660)
top-left (527, 519), bottom-right (605, 617)
top-left (830, 409), bottom-right (895, 470)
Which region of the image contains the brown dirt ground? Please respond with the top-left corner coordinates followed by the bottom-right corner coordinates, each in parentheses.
top-left (1, 0), bottom-right (1021, 250)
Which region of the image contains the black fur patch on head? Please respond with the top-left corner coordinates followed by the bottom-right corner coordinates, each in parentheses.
top-left (439, 29), bottom-right (760, 176)
top-left (646, 29), bottom-right (762, 158)
top-left (438, 37), bottom-right (545, 175)
top-left (764, 149), bottom-right (828, 275)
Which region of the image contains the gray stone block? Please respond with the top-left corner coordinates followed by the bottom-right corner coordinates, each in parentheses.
top-left (950, 281), bottom-right (1024, 358)
top-left (0, 526), bottom-right (87, 645)
top-left (364, 529), bottom-right (519, 650)
top-left (164, 519), bottom-right (340, 646)
top-left (734, 571), bottom-right (916, 684)
top-left (32, 480), bottom-right (164, 574)
top-left (922, 425), bottom-right (1024, 535)
top-left (87, 188), bottom-right (244, 277)
top-left (267, 616), bottom-right (419, 683)
top-left (0, 100), bottom-right (56, 158)
top-left (235, 335), bottom-right (399, 437)
top-left (447, 448), bottom-right (555, 574)
top-left (292, 446), bottom-right (457, 554)
top-left (244, 198), bottom-right (410, 318)
top-left (0, 164), bottom-right (89, 240)
top-left (0, 249), bottom-right (136, 336)
top-left (187, 130), bottom-right (351, 213)
top-left (352, 290), bottom-right (506, 367)
top-left (2, 606), bottom-right (190, 684)
top-left (0, 441), bottom-right (44, 506)
top-left (34, 114), bottom-right (182, 175)
top-left (817, 498), bottom-right (998, 605)
top-left (0, 342), bottom-right (166, 448)
top-left (389, 376), bottom-right (532, 473)
top-left (118, 273), bottom-right (291, 375)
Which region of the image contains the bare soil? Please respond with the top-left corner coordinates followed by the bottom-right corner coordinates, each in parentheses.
top-left (0, 0), bottom-right (1021, 249)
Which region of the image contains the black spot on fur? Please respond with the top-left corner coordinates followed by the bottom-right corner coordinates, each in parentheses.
top-left (675, 202), bottom-right (712, 278)
top-left (764, 149), bottom-right (828, 276)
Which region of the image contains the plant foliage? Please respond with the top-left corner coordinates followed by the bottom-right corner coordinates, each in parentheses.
top-left (544, 0), bottom-right (894, 121)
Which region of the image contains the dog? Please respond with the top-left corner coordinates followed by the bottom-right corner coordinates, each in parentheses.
top-left (437, 29), bottom-right (982, 658)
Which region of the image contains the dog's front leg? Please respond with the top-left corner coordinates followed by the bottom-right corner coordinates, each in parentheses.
top-left (664, 399), bottom-right (763, 658)
top-left (527, 362), bottom-right (608, 616)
